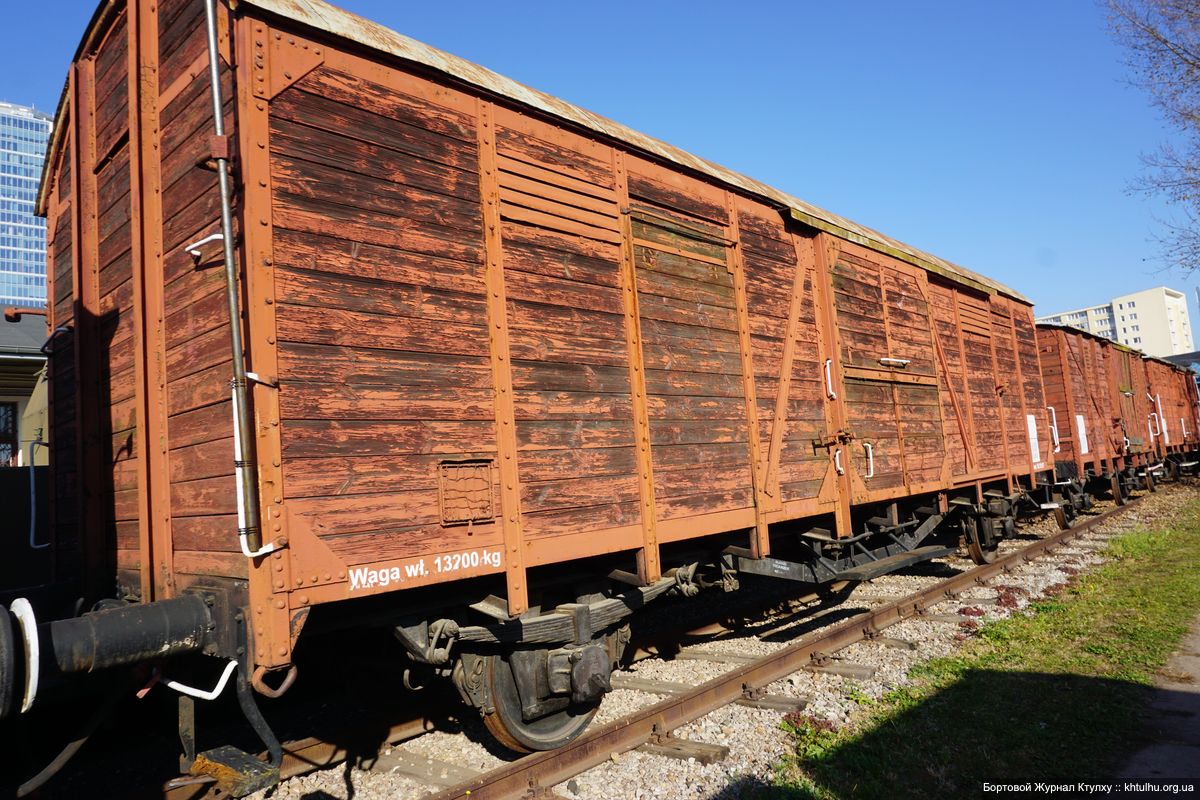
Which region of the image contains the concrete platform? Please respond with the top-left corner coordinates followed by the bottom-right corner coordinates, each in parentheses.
top-left (1115, 615), bottom-right (1200, 783)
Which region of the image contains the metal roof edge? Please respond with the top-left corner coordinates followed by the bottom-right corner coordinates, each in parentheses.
top-left (787, 208), bottom-right (999, 298)
top-left (38, 0), bottom-right (1032, 305)
top-left (1034, 321), bottom-right (1110, 342)
top-left (1034, 322), bottom-right (1190, 367)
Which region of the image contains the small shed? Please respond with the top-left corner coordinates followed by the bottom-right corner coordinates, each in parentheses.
top-left (0, 315), bottom-right (49, 466)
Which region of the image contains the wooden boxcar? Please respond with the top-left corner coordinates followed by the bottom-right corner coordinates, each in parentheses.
top-left (6, 0), bottom-right (1088, 782)
top-left (1037, 325), bottom-right (1119, 478)
top-left (1037, 323), bottom-right (1200, 493)
top-left (1037, 324), bottom-right (1154, 501)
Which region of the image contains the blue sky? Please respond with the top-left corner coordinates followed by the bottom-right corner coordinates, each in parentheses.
top-left (5, 0), bottom-right (1196, 339)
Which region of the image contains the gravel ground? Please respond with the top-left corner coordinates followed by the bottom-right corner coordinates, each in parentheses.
top-left (252, 483), bottom-right (1195, 800)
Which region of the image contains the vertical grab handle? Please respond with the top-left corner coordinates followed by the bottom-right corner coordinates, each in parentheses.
top-left (824, 358), bottom-right (837, 400)
top-left (834, 448), bottom-right (844, 475)
top-left (863, 442), bottom-right (874, 479)
top-left (1046, 406), bottom-right (1061, 453)
top-left (1155, 394), bottom-right (1168, 443)
top-left (1149, 412), bottom-right (1161, 438)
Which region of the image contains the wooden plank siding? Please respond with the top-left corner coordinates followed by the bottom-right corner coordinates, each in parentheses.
top-left (50, 9), bottom-right (144, 597)
top-left (827, 243), bottom-right (948, 501)
top-left (1036, 327), bottom-right (1117, 477)
top-left (626, 181), bottom-right (754, 525)
top-left (156, 0), bottom-right (238, 580)
top-left (1106, 344), bottom-right (1155, 455)
top-left (1144, 358), bottom-right (1194, 454)
top-left (737, 207), bottom-right (829, 508)
top-left (90, 7), bottom-right (141, 579)
top-left (44, 106), bottom-right (80, 585)
top-left (495, 111), bottom-right (641, 543)
top-left (269, 63), bottom-right (504, 569)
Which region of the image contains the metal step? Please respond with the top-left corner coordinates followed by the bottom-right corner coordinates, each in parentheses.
top-left (833, 546), bottom-right (956, 582)
top-left (190, 745), bottom-right (279, 797)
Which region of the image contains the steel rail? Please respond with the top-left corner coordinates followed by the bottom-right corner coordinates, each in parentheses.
top-left (428, 498), bottom-right (1144, 800)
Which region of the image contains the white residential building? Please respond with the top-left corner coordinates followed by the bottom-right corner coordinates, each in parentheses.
top-left (1036, 286), bottom-right (1195, 358)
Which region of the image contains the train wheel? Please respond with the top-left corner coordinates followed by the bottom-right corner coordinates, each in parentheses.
top-left (481, 652), bottom-right (600, 753)
top-left (964, 516), bottom-right (999, 565)
top-left (1111, 474), bottom-right (1126, 506)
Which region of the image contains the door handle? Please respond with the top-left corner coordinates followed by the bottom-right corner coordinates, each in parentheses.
top-left (863, 442), bottom-right (874, 479)
top-left (834, 447), bottom-right (844, 475)
top-left (824, 359), bottom-right (837, 400)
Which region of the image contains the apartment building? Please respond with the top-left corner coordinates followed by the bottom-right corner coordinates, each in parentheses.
top-left (1036, 286), bottom-right (1195, 357)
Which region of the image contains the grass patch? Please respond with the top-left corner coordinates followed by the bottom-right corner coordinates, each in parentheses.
top-left (771, 498), bottom-right (1200, 799)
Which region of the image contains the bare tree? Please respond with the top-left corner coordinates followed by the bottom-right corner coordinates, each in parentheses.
top-left (1109, 0), bottom-right (1200, 269)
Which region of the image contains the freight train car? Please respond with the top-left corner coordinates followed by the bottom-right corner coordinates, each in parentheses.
top-left (1036, 324), bottom-right (1122, 512)
top-left (1037, 325), bottom-right (1154, 508)
top-left (1037, 324), bottom-right (1200, 496)
top-left (0, 0), bottom-right (1167, 793)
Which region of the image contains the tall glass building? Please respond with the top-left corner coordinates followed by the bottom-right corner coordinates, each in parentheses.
top-left (0, 102), bottom-right (52, 309)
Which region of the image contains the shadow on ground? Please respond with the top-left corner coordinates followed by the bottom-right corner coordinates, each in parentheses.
top-left (699, 668), bottom-right (1197, 800)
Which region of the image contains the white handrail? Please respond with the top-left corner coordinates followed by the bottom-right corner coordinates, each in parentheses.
top-left (1155, 394), bottom-right (1169, 444)
top-left (165, 659), bottom-right (239, 701)
top-left (1046, 406), bottom-right (1061, 453)
top-left (834, 448), bottom-right (844, 475)
top-left (182, 232), bottom-right (223, 261)
top-left (863, 442), bottom-right (874, 479)
top-left (823, 359), bottom-right (837, 400)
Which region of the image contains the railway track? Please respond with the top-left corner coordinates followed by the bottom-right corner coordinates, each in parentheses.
top-left (422, 496), bottom-right (1143, 800)
top-left (147, 487), bottom-right (1171, 800)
